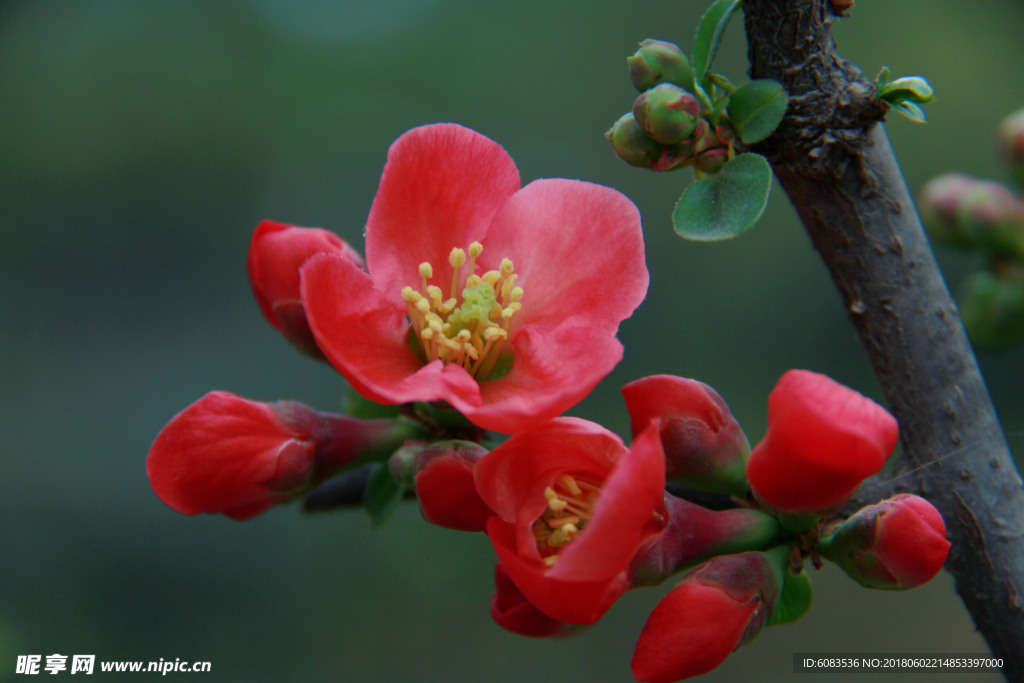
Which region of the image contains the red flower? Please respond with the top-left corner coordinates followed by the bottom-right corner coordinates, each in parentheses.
top-left (622, 374), bottom-right (750, 494)
top-left (474, 418), bottom-right (665, 624)
top-left (247, 219), bottom-right (365, 359)
top-left (299, 124), bottom-right (648, 434)
top-left (490, 563), bottom-right (575, 638)
top-left (147, 391), bottom-right (403, 520)
top-left (819, 493), bottom-right (950, 589)
top-left (631, 551), bottom-right (781, 683)
top-left (746, 370), bottom-right (899, 514)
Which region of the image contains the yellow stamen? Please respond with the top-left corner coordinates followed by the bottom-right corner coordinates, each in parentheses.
top-left (467, 241), bottom-right (483, 275)
top-left (533, 474), bottom-right (601, 557)
top-left (401, 242), bottom-right (523, 379)
top-left (419, 262), bottom-right (432, 293)
top-left (557, 474), bottom-right (583, 496)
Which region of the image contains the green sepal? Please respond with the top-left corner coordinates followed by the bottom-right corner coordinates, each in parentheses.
top-left (775, 512), bottom-right (822, 534)
top-left (343, 386), bottom-right (402, 420)
top-left (364, 462), bottom-right (405, 528)
top-left (692, 0), bottom-right (742, 90)
top-left (727, 79), bottom-right (789, 144)
top-left (673, 152), bottom-right (772, 241)
top-left (767, 566), bottom-right (813, 627)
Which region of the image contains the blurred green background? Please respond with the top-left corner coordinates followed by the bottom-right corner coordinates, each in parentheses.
top-left (2, 1), bottom-right (1022, 680)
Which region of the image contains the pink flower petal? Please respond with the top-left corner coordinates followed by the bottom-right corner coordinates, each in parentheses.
top-left (480, 178), bottom-right (648, 332)
top-left (552, 423), bottom-right (665, 581)
top-left (487, 518), bottom-right (630, 625)
top-left (451, 321), bottom-right (625, 434)
top-left (364, 124), bottom-right (521, 308)
top-left (301, 252), bottom-right (482, 407)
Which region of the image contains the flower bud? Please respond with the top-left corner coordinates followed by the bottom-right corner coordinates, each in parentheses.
top-left (960, 269), bottom-right (1024, 351)
top-left (696, 148), bottom-right (729, 174)
top-left (818, 494), bottom-right (950, 590)
top-left (633, 84), bottom-right (701, 144)
top-left (606, 114), bottom-right (693, 172)
top-left (247, 219), bottom-right (365, 359)
top-left (410, 440), bottom-right (492, 532)
top-left (490, 564), bottom-right (576, 638)
top-left (628, 39), bottom-right (694, 92)
top-left (919, 173), bottom-right (980, 249)
top-left (746, 370), bottom-right (898, 516)
top-left (996, 108), bottom-right (1024, 187)
top-left (690, 118), bottom-right (719, 156)
top-left (631, 550), bottom-right (783, 683)
top-left (147, 392), bottom-right (407, 519)
top-left (629, 495), bottom-right (780, 587)
top-left (622, 375), bottom-right (750, 495)
top-left (956, 181), bottom-right (1024, 257)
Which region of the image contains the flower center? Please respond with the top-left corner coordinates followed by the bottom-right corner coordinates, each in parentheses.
top-left (401, 241), bottom-right (523, 381)
top-left (533, 474), bottom-right (601, 567)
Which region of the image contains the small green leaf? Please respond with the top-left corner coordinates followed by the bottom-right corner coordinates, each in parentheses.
top-left (726, 79), bottom-right (788, 144)
top-left (672, 153), bottom-right (773, 241)
top-left (878, 75), bottom-right (934, 104)
top-left (891, 100), bottom-right (927, 123)
top-left (364, 462), bottom-right (404, 528)
top-left (767, 568), bottom-right (813, 627)
top-left (693, 0), bottom-right (742, 87)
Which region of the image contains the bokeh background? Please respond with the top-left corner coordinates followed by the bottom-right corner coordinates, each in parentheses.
top-left (2, 1), bottom-right (1022, 681)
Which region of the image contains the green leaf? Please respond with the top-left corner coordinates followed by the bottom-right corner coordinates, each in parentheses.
top-left (878, 75), bottom-right (934, 104)
top-left (891, 100), bottom-right (927, 123)
top-left (344, 386), bottom-right (402, 419)
top-left (767, 568), bottom-right (813, 627)
top-left (672, 153), bottom-right (772, 241)
top-left (364, 462), bottom-right (404, 528)
top-left (693, 0), bottom-right (742, 87)
top-left (726, 79), bottom-right (788, 144)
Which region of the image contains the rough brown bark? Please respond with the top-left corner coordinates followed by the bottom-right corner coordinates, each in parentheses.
top-left (742, 1), bottom-right (1024, 677)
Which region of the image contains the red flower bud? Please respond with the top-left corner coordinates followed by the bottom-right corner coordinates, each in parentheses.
top-left (490, 564), bottom-right (575, 638)
top-left (247, 219), bottom-right (365, 359)
top-left (147, 391), bottom-right (399, 520)
top-left (622, 375), bottom-right (749, 495)
top-left (631, 551), bottom-right (782, 683)
top-left (746, 370), bottom-right (898, 515)
top-left (474, 418), bottom-right (666, 624)
top-left (412, 441), bottom-right (492, 532)
top-left (819, 493), bottom-right (950, 590)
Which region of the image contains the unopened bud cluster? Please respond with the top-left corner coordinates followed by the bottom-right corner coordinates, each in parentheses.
top-left (919, 107), bottom-right (1024, 349)
top-left (606, 39), bottom-right (738, 174)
